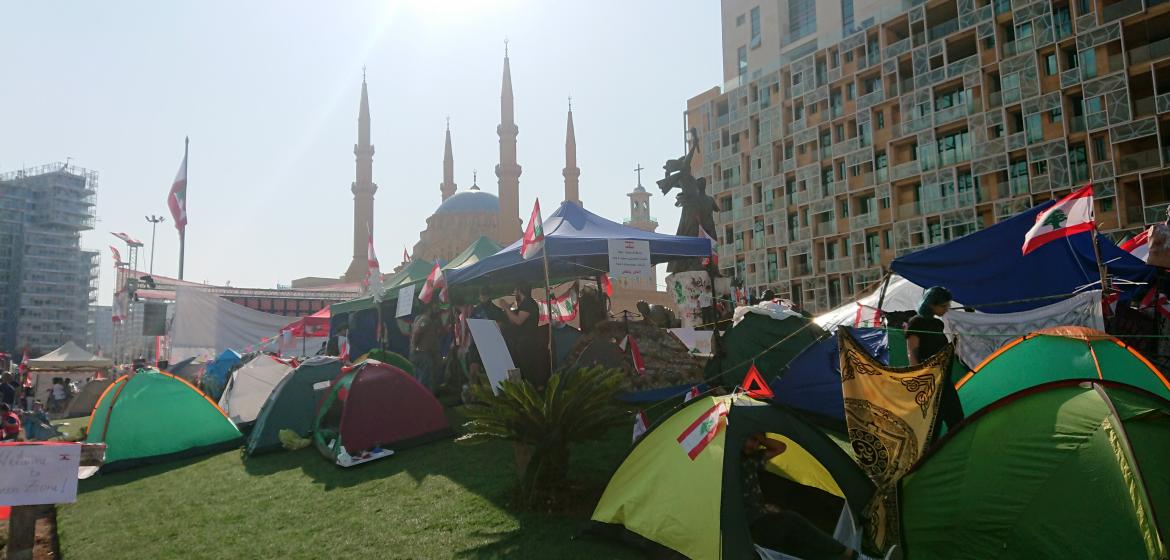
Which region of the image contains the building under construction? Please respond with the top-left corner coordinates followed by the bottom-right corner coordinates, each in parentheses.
top-left (0, 163), bottom-right (99, 355)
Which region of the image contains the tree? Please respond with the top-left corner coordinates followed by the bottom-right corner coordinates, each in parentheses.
top-left (1042, 209), bottom-right (1068, 230)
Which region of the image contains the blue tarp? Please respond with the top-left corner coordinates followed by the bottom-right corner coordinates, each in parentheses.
top-left (202, 349), bottom-right (241, 396)
top-left (446, 201), bottom-right (711, 287)
top-left (770, 328), bottom-right (889, 421)
top-left (891, 200), bottom-right (1153, 312)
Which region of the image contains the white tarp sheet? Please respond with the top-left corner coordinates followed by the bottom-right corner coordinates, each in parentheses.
top-left (170, 287), bottom-right (292, 362)
top-left (814, 275), bottom-right (930, 330)
top-left (943, 289), bottom-right (1104, 368)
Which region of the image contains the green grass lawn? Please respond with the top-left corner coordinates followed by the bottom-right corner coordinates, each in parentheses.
top-left (56, 408), bottom-right (641, 559)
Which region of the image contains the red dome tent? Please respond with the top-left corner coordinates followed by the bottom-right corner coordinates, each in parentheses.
top-left (313, 360), bottom-right (450, 466)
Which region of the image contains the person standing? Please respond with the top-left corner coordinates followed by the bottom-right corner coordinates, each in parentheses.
top-left (410, 303), bottom-right (443, 393)
top-left (0, 374), bottom-right (15, 408)
top-left (503, 283), bottom-right (547, 388)
top-left (905, 286), bottom-right (964, 435)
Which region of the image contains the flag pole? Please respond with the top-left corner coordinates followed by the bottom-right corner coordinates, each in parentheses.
top-left (1091, 225), bottom-right (1110, 295)
top-left (542, 242), bottom-right (556, 379)
top-left (178, 136), bottom-right (188, 280)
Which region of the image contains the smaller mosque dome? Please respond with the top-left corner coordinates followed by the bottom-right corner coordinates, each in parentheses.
top-left (434, 189), bottom-right (499, 215)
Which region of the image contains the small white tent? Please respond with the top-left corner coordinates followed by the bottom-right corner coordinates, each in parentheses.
top-left (814, 275), bottom-right (932, 330)
top-left (27, 342), bottom-right (114, 371)
top-left (218, 354), bottom-right (295, 425)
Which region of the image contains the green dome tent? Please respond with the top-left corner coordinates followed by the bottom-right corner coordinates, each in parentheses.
top-left (591, 395), bottom-right (874, 559)
top-left (901, 381), bottom-right (1170, 559)
top-left (360, 349), bottom-right (414, 375)
top-left (956, 326), bottom-right (1170, 414)
top-left (246, 356), bottom-right (344, 456)
top-left (85, 369), bottom-right (243, 471)
top-left (706, 311), bottom-right (825, 390)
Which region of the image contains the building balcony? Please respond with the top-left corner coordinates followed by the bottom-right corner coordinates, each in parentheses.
top-left (1003, 36), bottom-right (1035, 58)
top-left (928, 18), bottom-right (960, 41)
top-left (791, 262), bottom-right (812, 277)
top-left (1129, 37), bottom-right (1170, 65)
top-left (850, 212), bottom-right (880, 229)
top-left (1102, 0), bottom-right (1143, 23)
top-left (1145, 203), bottom-right (1170, 224)
top-left (890, 160), bottom-right (921, 182)
top-left (1117, 148), bottom-right (1162, 174)
top-left (821, 257), bottom-right (851, 274)
top-left (1134, 96), bottom-right (1156, 117)
top-left (813, 220), bottom-right (837, 237)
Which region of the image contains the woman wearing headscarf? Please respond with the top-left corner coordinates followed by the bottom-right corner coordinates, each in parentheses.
top-left (905, 286), bottom-right (964, 434)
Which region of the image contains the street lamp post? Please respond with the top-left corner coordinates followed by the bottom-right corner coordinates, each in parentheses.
top-left (145, 215), bottom-right (165, 274)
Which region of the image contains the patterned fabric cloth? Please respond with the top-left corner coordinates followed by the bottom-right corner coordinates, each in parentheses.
top-left (839, 327), bottom-right (953, 553)
top-left (944, 289), bottom-right (1103, 367)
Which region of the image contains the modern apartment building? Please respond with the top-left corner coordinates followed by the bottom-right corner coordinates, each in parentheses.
top-left (0, 163), bottom-right (99, 354)
top-left (687, 0), bottom-right (1170, 313)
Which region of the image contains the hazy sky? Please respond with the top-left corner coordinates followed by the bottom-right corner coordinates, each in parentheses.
top-left (0, 1), bottom-right (722, 305)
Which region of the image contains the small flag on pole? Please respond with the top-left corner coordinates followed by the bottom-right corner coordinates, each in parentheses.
top-left (853, 304), bottom-right (882, 327)
top-left (520, 199), bottom-right (545, 260)
top-left (402, 246), bottom-right (410, 264)
top-left (699, 227), bottom-right (718, 268)
top-left (632, 411), bottom-right (649, 443)
top-left (684, 386), bottom-right (701, 402)
top-left (365, 233), bottom-right (384, 300)
top-left (1021, 184), bottom-right (1094, 255)
top-left (418, 261), bottom-right (448, 304)
top-left (620, 335), bottom-right (646, 374)
top-left (338, 335), bottom-right (350, 361)
top-left (677, 401), bottom-right (728, 460)
top-left (109, 245), bottom-right (123, 266)
top-left (600, 274), bottom-right (613, 297)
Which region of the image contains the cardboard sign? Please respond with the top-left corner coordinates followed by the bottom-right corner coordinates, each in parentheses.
top-left (0, 443), bottom-right (81, 505)
top-left (395, 284), bottom-right (416, 318)
top-left (607, 239), bottom-right (652, 281)
top-left (466, 319), bottom-right (515, 395)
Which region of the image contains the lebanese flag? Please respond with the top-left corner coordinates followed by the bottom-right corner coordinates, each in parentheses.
top-left (365, 234), bottom-right (383, 298)
top-left (677, 401), bottom-right (729, 460)
top-left (168, 142), bottom-right (189, 232)
top-left (17, 350), bottom-right (28, 376)
top-left (1103, 290), bottom-right (1120, 317)
top-left (699, 227), bottom-right (718, 267)
top-left (632, 411), bottom-right (649, 443)
top-left (402, 247), bottom-right (410, 264)
top-left (599, 274), bottom-right (613, 297)
top-left (1021, 184), bottom-right (1094, 255)
top-left (109, 245), bottom-right (123, 266)
top-left (853, 304), bottom-right (882, 327)
top-left (620, 335), bottom-right (646, 374)
top-left (338, 335), bottom-right (350, 361)
top-left (520, 199), bottom-right (545, 260)
top-left (1139, 289), bottom-right (1170, 318)
top-left (418, 261), bottom-right (448, 304)
top-left (683, 386), bottom-right (701, 402)
top-left (1121, 228), bottom-right (1151, 262)
top-left (537, 286), bottom-right (579, 323)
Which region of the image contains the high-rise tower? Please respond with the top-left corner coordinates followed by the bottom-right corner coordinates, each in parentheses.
top-left (495, 45), bottom-right (522, 245)
top-left (562, 99), bottom-right (581, 206)
top-left (344, 73), bottom-right (377, 281)
top-left (440, 119), bottom-right (457, 202)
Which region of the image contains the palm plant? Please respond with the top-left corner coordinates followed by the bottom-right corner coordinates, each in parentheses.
top-left (457, 365), bottom-right (627, 504)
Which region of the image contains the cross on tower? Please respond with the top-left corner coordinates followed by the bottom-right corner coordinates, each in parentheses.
top-left (634, 164), bottom-right (644, 187)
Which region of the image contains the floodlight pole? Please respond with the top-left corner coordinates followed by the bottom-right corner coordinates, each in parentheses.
top-left (145, 215), bottom-right (165, 275)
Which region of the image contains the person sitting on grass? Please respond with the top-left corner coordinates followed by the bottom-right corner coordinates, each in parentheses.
top-left (742, 432), bottom-right (877, 560)
top-left (0, 403), bottom-right (21, 441)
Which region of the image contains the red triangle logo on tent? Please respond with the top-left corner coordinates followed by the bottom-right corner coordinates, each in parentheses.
top-left (741, 364), bottom-right (773, 399)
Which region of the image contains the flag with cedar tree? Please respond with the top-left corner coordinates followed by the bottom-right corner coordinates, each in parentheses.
top-left (521, 199), bottom-right (545, 260)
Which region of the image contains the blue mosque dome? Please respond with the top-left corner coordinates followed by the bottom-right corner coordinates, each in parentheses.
top-left (433, 185), bottom-right (499, 215)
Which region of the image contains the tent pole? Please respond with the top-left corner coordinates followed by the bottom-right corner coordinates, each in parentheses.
top-left (542, 247), bottom-right (555, 379)
top-left (1091, 226), bottom-right (1110, 294)
top-left (875, 269), bottom-right (892, 312)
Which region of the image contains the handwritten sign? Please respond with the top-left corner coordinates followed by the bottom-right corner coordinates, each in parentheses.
top-left (607, 239), bottom-right (651, 281)
top-left (395, 284), bottom-right (416, 318)
top-left (0, 443), bottom-right (81, 505)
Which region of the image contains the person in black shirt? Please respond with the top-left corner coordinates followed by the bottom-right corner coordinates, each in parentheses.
top-left (0, 374), bottom-right (15, 408)
top-left (906, 286), bottom-right (964, 434)
top-left (504, 283), bottom-right (547, 388)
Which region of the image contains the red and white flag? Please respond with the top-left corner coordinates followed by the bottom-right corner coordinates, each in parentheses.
top-left (683, 386), bottom-right (701, 403)
top-left (1140, 289), bottom-right (1170, 319)
top-left (168, 140), bottom-right (189, 232)
top-left (109, 245), bottom-right (123, 266)
top-left (632, 411), bottom-right (649, 443)
top-left (853, 304), bottom-right (882, 327)
top-left (1120, 229), bottom-right (1151, 262)
top-left (365, 234), bottom-right (384, 299)
top-left (620, 335), bottom-right (646, 374)
top-left (520, 199), bottom-right (545, 260)
top-left (402, 247), bottom-right (410, 264)
top-left (1103, 291), bottom-right (1120, 317)
top-left (338, 335), bottom-right (350, 361)
top-left (599, 274), bottom-right (613, 297)
top-left (110, 232), bottom-right (143, 247)
top-left (17, 350), bottom-right (28, 376)
top-left (537, 286), bottom-right (579, 323)
top-left (677, 401), bottom-right (728, 460)
top-left (418, 261), bottom-right (448, 304)
top-left (699, 227), bottom-right (718, 268)
top-left (1022, 184), bottom-right (1094, 255)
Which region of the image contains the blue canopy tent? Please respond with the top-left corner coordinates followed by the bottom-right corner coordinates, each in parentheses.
top-left (891, 199), bottom-right (1153, 312)
top-left (770, 327), bottom-right (889, 422)
top-left (201, 349), bottom-right (241, 397)
top-left (445, 201), bottom-right (712, 287)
